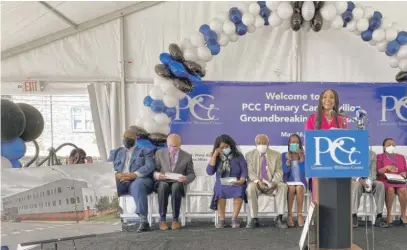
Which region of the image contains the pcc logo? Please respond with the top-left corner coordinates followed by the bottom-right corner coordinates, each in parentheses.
top-left (380, 95), bottom-right (407, 122)
top-left (173, 94), bottom-right (219, 122)
top-left (313, 137), bottom-right (361, 166)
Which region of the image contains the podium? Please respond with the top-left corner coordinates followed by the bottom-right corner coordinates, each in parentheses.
top-left (304, 129), bottom-right (370, 250)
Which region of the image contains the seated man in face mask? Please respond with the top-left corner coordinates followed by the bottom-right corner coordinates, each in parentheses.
top-left (109, 128), bottom-right (155, 232)
top-left (245, 134), bottom-right (288, 229)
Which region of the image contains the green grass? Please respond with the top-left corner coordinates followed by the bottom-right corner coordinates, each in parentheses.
top-left (88, 213), bottom-right (119, 221)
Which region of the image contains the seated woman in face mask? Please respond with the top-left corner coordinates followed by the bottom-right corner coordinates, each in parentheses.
top-left (377, 138), bottom-right (407, 227)
top-left (282, 134), bottom-right (307, 228)
top-left (206, 134), bottom-right (248, 229)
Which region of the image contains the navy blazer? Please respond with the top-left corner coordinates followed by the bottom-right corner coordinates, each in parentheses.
top-left (109, 147), bottom-right (155, 178)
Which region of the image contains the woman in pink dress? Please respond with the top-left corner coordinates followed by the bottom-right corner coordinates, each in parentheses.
top-left (376, 138), bottom-right (407, 226)
top-left (304, 89), bottom-right (348, 202)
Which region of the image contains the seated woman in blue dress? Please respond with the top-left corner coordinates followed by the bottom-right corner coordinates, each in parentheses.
top-left (207, 134), bottom-right (248, 228)
top-left (282, 133), bottom-right (307, 228)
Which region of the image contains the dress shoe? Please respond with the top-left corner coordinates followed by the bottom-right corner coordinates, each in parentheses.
top-left (171, 220), bottom-right (181, 230)
top-left (159, 221), bottom-right (169, 230)
top-left (246, 218), bottom-right (260, 228)
top-left (275, 216), bottom-right (288, 229)
top-left (136, 222), bottom-right (150, 233)
top-left (352, 215), bottom-right (359, 228)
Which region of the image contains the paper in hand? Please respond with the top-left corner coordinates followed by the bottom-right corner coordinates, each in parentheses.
top-left (165, 172), bottom-right (183, 180)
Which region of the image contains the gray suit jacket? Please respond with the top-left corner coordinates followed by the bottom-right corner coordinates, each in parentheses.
top-left (154, 148), bottom-right (196, 194)
top-left (245, 148), bottom-right (283, 184)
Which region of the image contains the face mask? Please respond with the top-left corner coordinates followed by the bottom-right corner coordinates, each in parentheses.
top-left (168, 146), bottom-right (179, 154)
top-left (256, 145), bottom-right (268, 154)
top-left (222, 147), bottom-right (231, 155)
top-left (385, 145), bottom-right (395, 154)
top-left (289, 143), bottom-right (299, 152)
top-left (123, 138), bottom-right (135, 149)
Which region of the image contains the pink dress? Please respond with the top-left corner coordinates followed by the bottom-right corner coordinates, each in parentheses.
top-left (376, 153), bottom-right (407, 189)
top-left (305, 113), bottom-right (349, 202)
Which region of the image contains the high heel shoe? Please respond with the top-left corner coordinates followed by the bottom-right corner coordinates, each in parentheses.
top-left (287, 217), bottom-right (295, 228)
top-left (297, 215), bottom-right (305, 228)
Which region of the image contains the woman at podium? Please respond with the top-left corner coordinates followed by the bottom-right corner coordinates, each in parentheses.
top-left (376, 138), bottom-right (407, 226)
top-left (304, 89), bottom-right (348, 201)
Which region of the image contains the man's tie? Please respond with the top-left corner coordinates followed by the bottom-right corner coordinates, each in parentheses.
top-left (170, 151), bottom-right (176, 171)
top-left (260, 154), bottom-right (268, 181)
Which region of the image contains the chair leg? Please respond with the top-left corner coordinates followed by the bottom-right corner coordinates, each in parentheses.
top-left (181, 198), bottom-right (186, 227)
top-left (148, 195), bottom-right (153, 225)
top-left (371, 194), bottom-right (376, 225)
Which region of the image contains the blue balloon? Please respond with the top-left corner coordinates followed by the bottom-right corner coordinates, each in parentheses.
top-left (343, 11), bottom-right (353, 23)
top-left (150, 100), bottom-right (166, 113)
top-left (373, 11), bottom-right (382, 19)
top-left (385, 40), bottom-right (401, 56)
top-left (347, 1), bottom-right (355, 11)
top-left (368, 17), bottom-right (381, 31)
top-left (396, 31), bottom-right (407, 45)
top-left (236, 23), bottom-right (247, 36)
top-left (165, 107), bottom-right (177, 118)
top-left (199, 24), bottom-right (211, 35)
top-left (257, 1), bottom-right (266, 7)
top-left (143, 96), bottom-right (153, 107)
top-left (208, 43), bottom-right (221, 55)
top-left (205, 30), bottom-right (218, 45)
top-left (10, 159), bottom-right (22, 168)
top-left (136, 139), bottom-right (155, 149)
top-left (159, 53), bottom-right (202, 85)
top-left (229, 8), bottom-right (242, 24)
top-left (361, 30), bottom-right (373, 41)
top-left (1, 138), bottom-right (26, 160)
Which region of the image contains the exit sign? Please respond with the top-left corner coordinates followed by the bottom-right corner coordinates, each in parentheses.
top-left (22, 79), bottom-right (42, 92)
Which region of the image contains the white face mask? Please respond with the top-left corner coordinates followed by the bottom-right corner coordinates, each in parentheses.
top-left (256, 145), bottom-right (268, 154)
top-left (385, 145), bottom-right (395, 154)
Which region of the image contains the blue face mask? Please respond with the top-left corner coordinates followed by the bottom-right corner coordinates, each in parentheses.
top-left (222, 147), bottom-right (231, 155)
top-left (289, 143), bottom-right (299, 152)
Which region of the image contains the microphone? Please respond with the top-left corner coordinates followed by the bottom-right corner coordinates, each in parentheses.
top-left (355, 107), bottom-right (367, 119)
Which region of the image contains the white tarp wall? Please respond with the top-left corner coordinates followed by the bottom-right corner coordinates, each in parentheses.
top-left (2, 1), bottom-right (406, 215)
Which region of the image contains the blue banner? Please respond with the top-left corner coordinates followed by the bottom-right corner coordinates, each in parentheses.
top-left (170, 82), bottom-right (407, 145)
top-left (304, 130), bottom-right (370, 178)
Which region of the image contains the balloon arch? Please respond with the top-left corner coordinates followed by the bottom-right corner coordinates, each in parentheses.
top-left (135, 1), bottom-right (407, 146)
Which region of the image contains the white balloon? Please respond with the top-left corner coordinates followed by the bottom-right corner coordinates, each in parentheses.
top-left (223, 21), bottom-right (236, 36)
top-left (380, 18), bottom-right (392, 29)
top-left (352, 7), bottom-right (364, 21)
top-left (173, 88), bottom-right (187, 100)
top-left (163, 94), bottom-right (179, 108)
top-left (267, 1), bottom-right (280, 11)
top-left (217, 32), bottom-right (230, 46)
top-left (322, 21), bottom-right (332, 31)
top-left (196, 61), bottom-right (207, 69)
top-left (268, 13), bottom-right (283, 27)
top-left (277, 2), bottom-right (293, 19)
top-left (376, 41), bottom-right (388, 52)
top-left (399, 59), bottom-right (407, 71)
top-left (302, 21), bottom-right (311, 32)
top-left (397, 46), bottom-right (407, 59)
top-left (334, 1), bottom-right (348, 14)
top-left (160, 81), bottom-right (176, 96)
top-left (391, 22), bottom-right (404, 32)
top-left (254, 15), bottom-right (265, 28)
top-left (363, 6), bottom-right (374, 19)
top-left (346, 20), bottom-right (357, 32)
top-left (159, 124), bottom-right (171, 135)
top-left (249, 2), bottom-right (261, 15)
top-left (247, 25), bottom-right (256, 33)
top-left (154, 75), bottom-right (172, 87)
top-left (369, 40), bottom-right (377, 46)
top-left (154, 112), bottom-right (171, 125)
top-left (143, 119), bottom-right (159, 134)
top-left (389, 56), bottom-right (400, 68)
top-left (331, 15), bottom-right (344, 29)
top-left (216, 11), bottom-right (229, 22)
top-left (385, 28), bottom-right (398, 41)
top-left (142, 106), bottom-right (155, 120)
top-left (229, 34), bottom-right (239, 42)
top-left (135, 116), bottom-right (143, 127)
top-left (372, 29), bottom-right (386, 42)
top-left (356, 18), bottom-right (369, 32)
top-left (190, 32), bottom-right (205, 47)
top-left (320, 4), bottom-right (337, 22)
top-left (149, 86), bottom-right (165, 100)
top-left (197, 47), bottom-right (212, 62)
top-left (242, 12), bottom-right (255, 26)
top-left (1, 157), bottom-right (12, 168)
top-left (209, 19), bottom-right (224, 34)
top-left (180, 38), bottom-right (194, 51)
top-left (354, 29), bottom-right (362, 36)
top-left (183, 48), bottom-right (198, 62)
top-left (280, 19), bottom-right (291, 31)
top-left (301, 1), bottom-right (315, 21)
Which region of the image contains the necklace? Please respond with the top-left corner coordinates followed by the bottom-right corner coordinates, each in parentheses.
top-left (325, 115), bottom-right (332, 123)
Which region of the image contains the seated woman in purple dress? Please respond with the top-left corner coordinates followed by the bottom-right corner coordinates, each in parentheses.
top-left (207, 134), bottom-right (248, 228)
top-left (376, 138), bottom-right (407, 226)
top-left (282, 133), bottom-right (307, 228)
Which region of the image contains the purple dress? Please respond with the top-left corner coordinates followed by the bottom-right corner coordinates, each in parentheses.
top-left (206, 155), bottom-right (248, 200)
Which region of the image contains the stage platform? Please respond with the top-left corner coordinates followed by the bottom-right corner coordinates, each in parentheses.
top-left (21, 220), bottom-right (406, 250)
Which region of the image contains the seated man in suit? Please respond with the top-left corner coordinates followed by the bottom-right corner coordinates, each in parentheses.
top-left (351, 150), bottom-right (386, 228)
top-left (245, 134), bottom-right (288, 229)
top-left (109, 128), bottom-right (155, 232)
top-left (154, 133), bottom-right (195, 230)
